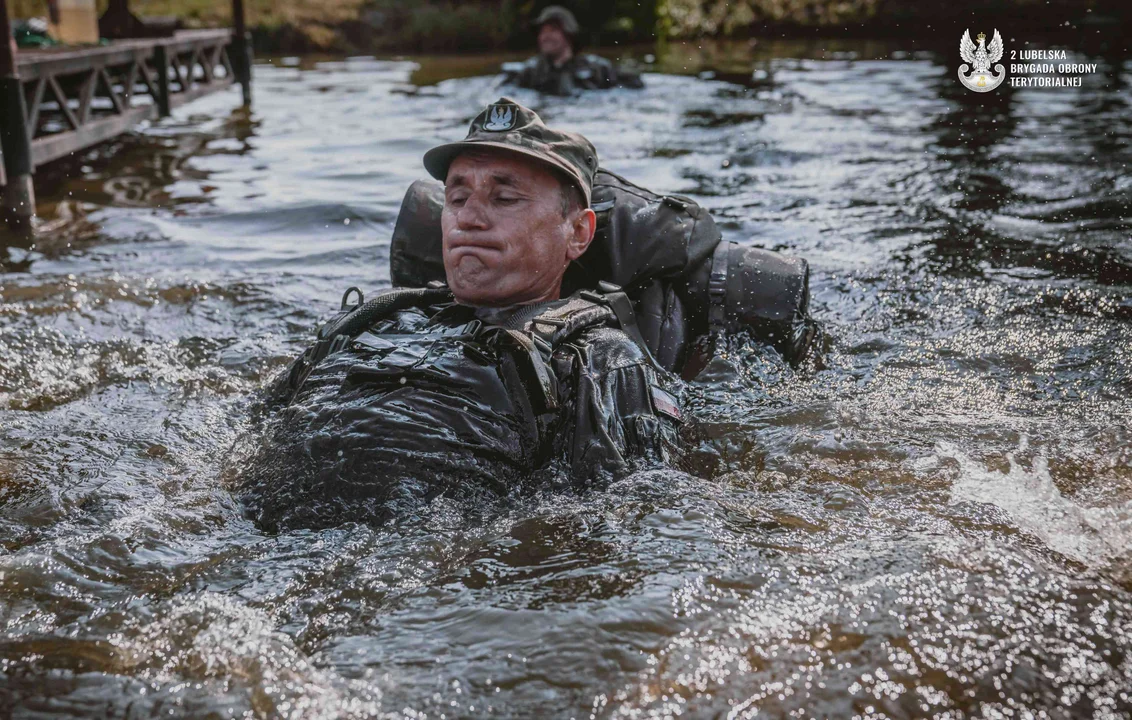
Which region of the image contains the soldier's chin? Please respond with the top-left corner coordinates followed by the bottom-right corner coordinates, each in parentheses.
top-left (451, 284), bottom-right (512, 307)
top-left (446, 265), bottom-right (505, 306)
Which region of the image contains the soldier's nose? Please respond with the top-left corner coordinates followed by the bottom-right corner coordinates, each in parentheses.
top-left (456, 196), bottom-right (491, 230)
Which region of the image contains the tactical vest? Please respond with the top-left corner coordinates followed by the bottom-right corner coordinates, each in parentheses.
top-left (502, 54), bottom-right (643, 95)
top-left (278, 282), bottom-right (662, 411)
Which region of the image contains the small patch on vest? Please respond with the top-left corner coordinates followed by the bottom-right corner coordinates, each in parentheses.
top-left (483, 105), bottom-right (516, 132)
top-left (650, 385), bottom-right (683, 422)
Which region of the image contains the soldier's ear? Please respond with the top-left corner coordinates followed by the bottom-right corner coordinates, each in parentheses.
top-left (565, 208), bottom-right (596, 261)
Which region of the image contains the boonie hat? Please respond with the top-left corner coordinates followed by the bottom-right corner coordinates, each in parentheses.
top-left (533, 5), bottom-right (579, 35)
top-left (423, 97), bottom-right (599, 207)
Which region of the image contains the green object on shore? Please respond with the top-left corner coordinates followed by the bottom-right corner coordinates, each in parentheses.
top-left (14, 18), bottom-right (58, 48)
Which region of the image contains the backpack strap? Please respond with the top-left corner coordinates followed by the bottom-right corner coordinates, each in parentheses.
top-left (503, 286), bottom-right (667, 414)
top-left (284, 284), bottom-right (454, 396)
top-left (494, 296), bottom-right (614, 413)
top-left (708, 240), bottom-right (736, 332)
top-left (527, 295), bottom-right (616, 347)
top-left (576, 282), bottom-right (664, 372)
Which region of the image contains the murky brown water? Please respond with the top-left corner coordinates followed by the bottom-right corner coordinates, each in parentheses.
top-left (2, 39), bottom-right (1131, 718)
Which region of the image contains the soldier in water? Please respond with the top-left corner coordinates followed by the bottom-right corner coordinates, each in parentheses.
top-left (503, 5), bottom-right (644, 95)
top-left (237, 98), bottom-right (681, 531)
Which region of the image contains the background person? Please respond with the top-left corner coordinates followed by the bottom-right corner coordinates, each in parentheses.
top-left (503, 5), bottom-right (644, 95)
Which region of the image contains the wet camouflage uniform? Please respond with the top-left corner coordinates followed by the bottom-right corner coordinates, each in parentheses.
top-left (504, 5), bottom-right (643, 95)
top-left (238, 99), bottom-right (680, 531)
top-left (506, 53), bottom-right (643, 95)
top-left (243, 296), bottom-right (682, 530)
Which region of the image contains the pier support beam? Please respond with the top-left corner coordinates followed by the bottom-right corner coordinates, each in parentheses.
top-left (231, 0), bottom-right (252, 106)
top-left (0, 0), bottom-right (36, 229)
top-left (154, 45), bottom-right (171, 117)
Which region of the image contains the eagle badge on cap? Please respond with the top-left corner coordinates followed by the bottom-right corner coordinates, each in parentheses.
top-left (483, 105), bottom-right (515, 132)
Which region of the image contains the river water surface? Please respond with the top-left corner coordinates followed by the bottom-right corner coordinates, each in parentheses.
top-left (2, 40), bottom-right (1131, 718)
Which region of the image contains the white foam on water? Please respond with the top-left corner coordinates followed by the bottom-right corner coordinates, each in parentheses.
top-left (939, 441), bottom-right (1132, 567)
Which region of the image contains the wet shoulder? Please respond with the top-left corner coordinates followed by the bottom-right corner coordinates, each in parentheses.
top-left (581, 53), bottom-right (614, 70)
top-left (369, 304), bottom-right (456, 334)
top-left (568, 325), bottom-right (651, 374)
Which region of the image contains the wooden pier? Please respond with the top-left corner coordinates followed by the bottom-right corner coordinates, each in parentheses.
top-left (0, 0), bottom-right (252, 229)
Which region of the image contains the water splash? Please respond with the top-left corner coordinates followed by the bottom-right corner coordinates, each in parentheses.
top-left (941, 440), bottom-right (1132, 568)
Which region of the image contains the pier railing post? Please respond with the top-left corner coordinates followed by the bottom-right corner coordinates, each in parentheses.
top-left (231, 0), bottom-right (252, 106)
top-left (1, 0), bottom-right (36, 229)
top-left (154, 44), bottom-right (171, 117)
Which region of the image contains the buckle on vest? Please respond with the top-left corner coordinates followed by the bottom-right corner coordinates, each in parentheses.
top-left (340, 286), bottom-right (364, 310)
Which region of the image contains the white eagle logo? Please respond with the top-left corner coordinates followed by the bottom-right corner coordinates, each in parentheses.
top-left (483, 105), bottom-right (515, 131)
top-left (959, 29), bottom-right (1005, 92)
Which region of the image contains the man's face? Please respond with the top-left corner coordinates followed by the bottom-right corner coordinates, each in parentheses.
top-left (537, 22), bottom-right (571, 61)
top-left (441, 151), bottom-right (594, 307)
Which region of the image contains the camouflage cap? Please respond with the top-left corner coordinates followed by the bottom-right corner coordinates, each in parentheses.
top-left (423, 97), bottom-right (599, 207)
top-left (533, 5), bottom-right (580, 35)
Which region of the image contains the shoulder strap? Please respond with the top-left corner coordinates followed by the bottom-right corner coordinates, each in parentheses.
top-left (527, 284), bottom-right (664, 372)
top-left (284, 284), bottom-right (454, 396)
top-left (578, 282), bottom-right (664, 371)
top-left (708, 240), bottom-right (736, 332)
top-left (503, 286), bottom-right (667, 415)
top-left (494, 295), bottom-right (618, 414)
top-left (527, 296), bottom-right (615, 346)
top-left (319, 284), bottom-right (453, 343)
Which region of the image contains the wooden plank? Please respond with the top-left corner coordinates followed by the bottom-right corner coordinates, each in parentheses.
top-left (202, 44), bottom-right (220, 84)
top-left (137, 57), bottom-right (159, 99)
top-left (46, 74), bottom-right (80, 130)
top-left (161, 29), bottom-right (232, 55)
top-left (99, 67), bottom-right (125, 114)
top-left (122, 60), bottom-right (138, 105)
top-left (15, 30), bottom-right (233, 80)
top-left (219, 46), bottom-right (235, 79)
top-left (25, 76), bottom-right (46, 138)
top-left (18, 46), bottom-right (154, 81)
top-left (168, 76), bottom-right (233, 110)
top-left (169, 51), bottom-right (188, 92)
top-left (182, 49), bottom-right (198, 88)
top-left (76, 69), bottom-right (96, 124)
top-left (16, 30), bottom-right (232, 65)
top-left (188, 45), bottom-right (207, 84)
top-left (30, 103), bottom-right (155, 167)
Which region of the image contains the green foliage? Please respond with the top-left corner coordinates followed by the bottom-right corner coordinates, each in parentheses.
top-left (360, 1), bottom-right (657, 52)
top-left (11, 0), bottom-right (1120, 52)
top-left (659, 0), bottom-right (883, 36)
top-left (655, 0), bottom-right (1126, 37)
top-left (366, 0), bottom-right (518, 53)
top-left (529, 0), bottom-right (659, 44)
